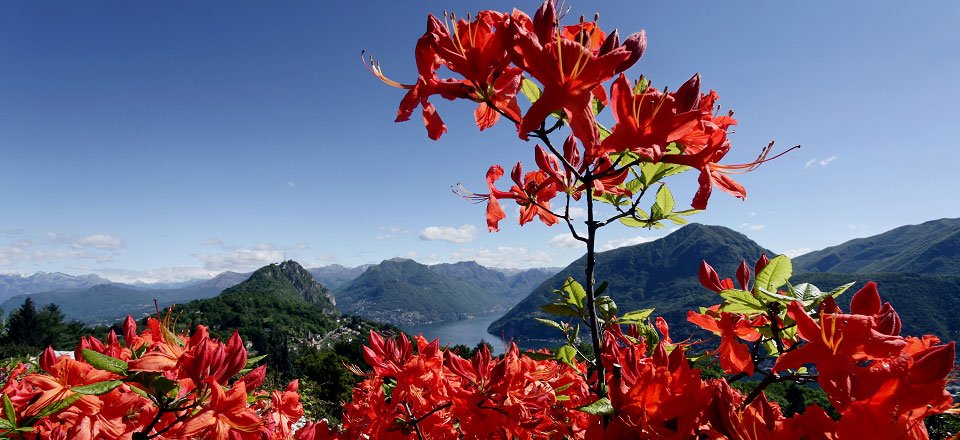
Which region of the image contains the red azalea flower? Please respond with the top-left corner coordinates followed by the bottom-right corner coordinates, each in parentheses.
top-left (509, 1), bottom-right (645, 150)
top-left (366, 29), bottom-right (472, 140)
top-left (178, 380), bottom-right (262, 440)
top-left (687, 306), bottom-right (764, 376)
top-left (597, 74), bottom-right (705, 162)
top-left (426, 12), bottom-right (525, 130)
top-left (663, 130), bottom-right (797, 209)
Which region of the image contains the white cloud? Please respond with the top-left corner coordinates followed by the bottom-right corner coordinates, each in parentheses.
top-left (749, 211), bottom-right (757, 217)
top-left (804, 156), bottom-right (838, 169)
top-left (601, 235), bottom-right (655, 251)
top-left (740, 223), bottom-right (766, 231)
top-left (193, 241), bottom-right (309, 271)
top-left (0, 232), bottom-right (126, 266)
top-left (452, 246), bottom-right (556, 269)
top-left (548, 233), bottom-right (582, 249)
top-left (74, 234), bottom-right (126, 250)
top-left (781, 248), bottom-right (812, 258)
top-left (287, 181), bottom-right (297, 188)
top-left (419, 225), bottom-right (477, 243)
top-left (376, 226), bottom-right (410, 240)
top-left (567, 206), bottom-right (587, 219)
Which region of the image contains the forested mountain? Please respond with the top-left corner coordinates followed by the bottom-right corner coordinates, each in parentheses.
top-left (335, 258), bottom-right (492, 326)
top-left (489, 224), bottom-right (772, 343)
top-left (429, 261), bottom-right (558, 304)
top-left (335, 258), bottom-right (535, 326)
top-left (793, 218), bottom-right (960, 275)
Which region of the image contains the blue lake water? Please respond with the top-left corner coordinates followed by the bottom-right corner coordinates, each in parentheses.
top-left (400, 313), bottom-right (507, 355)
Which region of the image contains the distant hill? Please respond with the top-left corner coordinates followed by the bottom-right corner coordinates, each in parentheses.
top-left (335, 258), bottom-right (538, 326)
top-left (0, 272), bottom-right (111, 302)
top-left (308, 264), bottom-right (372, 290)
top-left (489, 224), bottom-right (772, 343)
top-left (429, 261), bottom-right (558, 304)
top-left (793, 218), bottom-right (960, 275)
top-left (175, 261), bottom-right (340, 350)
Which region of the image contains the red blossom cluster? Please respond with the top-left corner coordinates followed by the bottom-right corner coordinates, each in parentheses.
top-left (0, 315), bottom-right (304, 440)
top-left (688, 257), bottom-right (957, 438)
top-left (368, 1), bottom-right (791, 229)
top-left (298, 285), bottom-right (956, 439)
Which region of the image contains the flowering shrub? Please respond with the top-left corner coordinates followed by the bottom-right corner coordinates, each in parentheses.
top-left (291, 259), bottom-right (954, 438)
top-left (2, 1), bottom-right (954, 438)
top-left (0, 314), bottom-right (304, 439)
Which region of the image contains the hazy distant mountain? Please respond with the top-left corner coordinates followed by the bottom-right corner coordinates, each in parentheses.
top-left (0, 272), bottom-right (111, 302)
top-left (489, 224), bottom-right (772, 343)
top-left (336, 258), bottom-right (512, 326)
top-left (429, 261), bottom-right (558, 303)
top-left (308, 264), bottom-right (372, 290)
top-left (793, 218), bottom-right (960, 275)
top-left (0, 270), bottom-right (250, 325)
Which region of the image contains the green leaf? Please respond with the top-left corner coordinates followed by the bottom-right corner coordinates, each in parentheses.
top-left (578, 397), bottom-right (615, 416)
top-left (520, 78), bottom-right (541, 103)
top-left (620, 216), bottom-right (645, 228)
top-left (655, 184), bottom-right (675, 214)
top-left (592, 96), bottom-right (606, 115)
top-left (827, 281), bottom-right (857, 298)
top-left (381, 378), bottom-right (396, 398)
top-left (596, 296), bottom-right (618, 321)
top-left (555, 345), bottom-right (578, 368)
top-left (71, 380), bottom-right (122, 396)
top-left (756, 287), bottom-right (796, 303)
top-left (34, 393), bottom-right (82, 419)
top-left (633, 76), bottom-right (650, 94)
top-left (718, 289), bottom-right (764, 311)
top-left (666, 215), bottom-right (687, 225)
top-left (793, 283), bottom-right (822, 303)
top-left (618, 308), bottom-right (655, 323)
top-left (245, 354), bottom-right (268, 367)
top-left (623, 178), bottom-right (643, 196)
top-left (81, 349), bottom-right (128, 375)
top-left (595, 281), bottom-right (609, 297)
top-left (128, 385), bottom-right (149, 399)
top-left (0, 419), bottom-right (13, 431)
top-left (754, 255), bottom-right (792, 293)
top-left (561, 278), bottom-right (587, 310)
top-left (534, 318), bottom-right (565, 331)
top-left (540, 303), bottom-right (581, 317)
top-left (598, 122), bottom-right (611, 140)
top-left (3, 394), bottom-right (15, 425)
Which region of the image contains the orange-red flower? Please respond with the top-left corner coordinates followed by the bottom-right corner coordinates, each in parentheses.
top-left (597, 74), bottom-right (705, 162)
top-left (509, 1), bottom-right (645, 150)
top-left (178, 380), bottom-right (262, 440)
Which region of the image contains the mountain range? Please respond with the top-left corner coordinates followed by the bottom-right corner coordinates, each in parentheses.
top-left (0, 260), bottom-right (558, 326)
top-left (491, 218), bottom-right (960, 344)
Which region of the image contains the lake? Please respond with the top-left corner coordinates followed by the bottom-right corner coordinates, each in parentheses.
top-left (400, 313), bottom-right (507, 355)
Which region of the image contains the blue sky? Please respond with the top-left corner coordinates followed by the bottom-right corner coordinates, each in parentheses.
top-left (1, 1), bottom-right (958, 282)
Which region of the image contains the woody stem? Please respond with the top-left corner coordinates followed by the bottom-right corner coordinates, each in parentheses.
top-left (583, 170), bottom-right (607, 400)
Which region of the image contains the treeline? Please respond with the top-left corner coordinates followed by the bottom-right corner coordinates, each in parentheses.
top-left (0, 297), bottom-right (112, 359)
